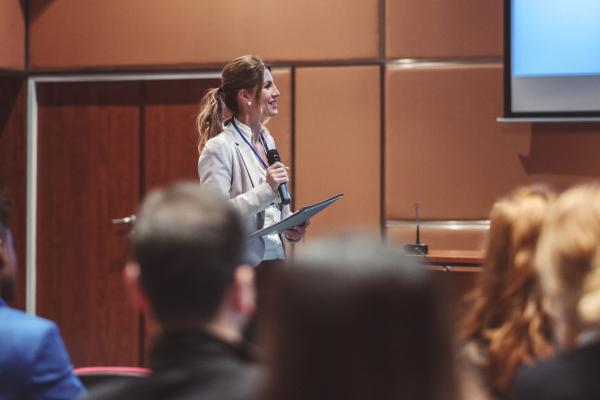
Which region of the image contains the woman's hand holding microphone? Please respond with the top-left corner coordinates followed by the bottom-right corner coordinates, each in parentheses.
top-left (266, 162), bottom-right (289, 192)
top-left (266, 162), bottom-right (309, 243)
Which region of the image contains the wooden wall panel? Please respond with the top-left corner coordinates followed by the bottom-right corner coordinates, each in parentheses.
top-left (385, 64), bottom-right (600, 223)
top-left (295, 66), bottom-right (381, 239)
top-left (385, 0), bottom-right (502, 59)
top-left (520, 123), bottom-right (600, 180)
top-left (386, 64), bottom-right (527, 221)
top-left (265, 69), bottom-right (292, 170)
top-left (29, 0), bottom-right (379, 70)
top-left (36, 82), bottom-right (142, 367)
top-left (0, 77), bottom-right (26, 309)
top-left (386, 225), bottom-right (488, 251)
top-left (0, 0), bottom-right (25, 70)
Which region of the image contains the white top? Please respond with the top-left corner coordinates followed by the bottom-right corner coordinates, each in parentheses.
top-left (198, 118), bottom-right (288, 265)
top-left (232, 119), bottom-right (284, 260)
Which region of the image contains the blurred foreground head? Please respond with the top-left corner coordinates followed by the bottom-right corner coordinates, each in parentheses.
top-left (131, 182), bottom-right (245, 329)
top-left (536, 183), bottom-right (600, 348)
top-left (459, 185), bottom-right (556, 393)
top-left (261, 235), bottom-right (455, 400)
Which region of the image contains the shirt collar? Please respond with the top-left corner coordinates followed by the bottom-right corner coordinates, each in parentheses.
top-left (233, 118), bottom-right (254, 141)
top-left (150, 329), bottom-right (255, 370)
top-left (233, 117), bottom-right (267, 143)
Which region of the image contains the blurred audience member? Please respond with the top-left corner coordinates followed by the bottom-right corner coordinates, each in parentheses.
top-left (458, 186), bottom-right (555, 399)
top-left (259, 236), bottom-right (456, 400)
top-left (0, 193), bottom-right (84, 399)
top-left (87, 182), bottom-right (262, 400)
top-left (510, 183), bottom-right (600, 400)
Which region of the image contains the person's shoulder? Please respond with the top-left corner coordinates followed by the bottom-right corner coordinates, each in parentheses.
top-left (202, 128), bottom-right (237, 155)
top-left (183, 363), bottom-right (265, 400)
top-left (509, 349), bottom-right (584, 400)
top-left (87, 364), bottom-right (264, 400)
top-left (86, 379), bottom-right (147, 400)
top-left (0, 306), bottom-right (60, 372)
top-left (0, 306), bottom-right (56, 339)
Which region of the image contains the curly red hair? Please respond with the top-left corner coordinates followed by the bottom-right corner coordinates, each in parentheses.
top-left (459, 185), bottom-right (556, 394)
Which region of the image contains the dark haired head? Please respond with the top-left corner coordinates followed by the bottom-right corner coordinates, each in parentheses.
top-left (261, 236), bottom-right (456, 400)
top-left (132, 182), bottom-right (244, 327)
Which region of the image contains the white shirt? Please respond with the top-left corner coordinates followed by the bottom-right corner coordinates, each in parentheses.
top-left (232, 119), bottom-right (285, 260)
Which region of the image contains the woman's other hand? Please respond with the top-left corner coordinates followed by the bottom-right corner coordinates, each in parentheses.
top-left (284, 220), bottom-right (310, 243)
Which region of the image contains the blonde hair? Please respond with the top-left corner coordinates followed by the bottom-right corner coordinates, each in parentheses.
top-left (535, 183), bottom-right (600, 348)
top-left (196, 55), bottom-right (269, 152)
top-left (459, 185), bottom-right (556, 394)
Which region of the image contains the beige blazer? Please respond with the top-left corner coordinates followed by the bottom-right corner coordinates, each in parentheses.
top-left (198, 121), bottom-right (291, 266)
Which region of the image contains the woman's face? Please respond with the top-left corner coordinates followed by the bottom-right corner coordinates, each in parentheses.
top-left (259, 68), bottom-right (280, 120)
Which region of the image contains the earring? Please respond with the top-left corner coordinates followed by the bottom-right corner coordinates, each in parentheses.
top-left (247, 101), bottom-right (252, 106)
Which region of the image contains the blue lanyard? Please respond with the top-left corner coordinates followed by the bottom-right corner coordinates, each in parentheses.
top-left (232, 119), bottom-right (270, 170)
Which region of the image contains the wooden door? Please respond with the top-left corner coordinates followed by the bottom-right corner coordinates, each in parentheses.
top-left (140, 78), bottom-right (218, 355)
top-left (36, 81), bottom-right (142, 366)
top-left (33, 77), bottom-right (259, 366)
top-left (143, 79), bottom-right (219, 191)
top-left (0, 76), bottom-right (27, 310)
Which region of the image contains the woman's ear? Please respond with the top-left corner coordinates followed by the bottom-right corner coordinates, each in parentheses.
top-left (238, 89), bottom-right (254, 108)
top-left (123, 261), bottom-right (150, 313)
top-left (232, 265), bottom-right (256, 317)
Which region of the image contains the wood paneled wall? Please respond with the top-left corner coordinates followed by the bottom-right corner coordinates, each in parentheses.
top-left (385, 0), bottom-right (503, 58)
top-left (28, 0), bottom-right (379, 70)
top-left (0, 77), bottom-right (26, 310)
top-left (386, 64), bottom-right (530, 221)
top-left (0, 0), bottom-right (25, 70)
top-left (26, 1), bottom-right (600, 250)
top-left (295, 66), bottom-right (381, 238)
top-left (266, 69), bottom-right (292, 170)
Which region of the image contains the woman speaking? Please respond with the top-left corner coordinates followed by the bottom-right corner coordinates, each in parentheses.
top-left (197, 55), bottom-right (307, 267)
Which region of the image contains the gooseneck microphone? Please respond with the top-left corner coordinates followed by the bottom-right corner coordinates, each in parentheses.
top-left (404, 202), bottom-right (429, 255)
top-left (266, 149), bottom-right (292, 205)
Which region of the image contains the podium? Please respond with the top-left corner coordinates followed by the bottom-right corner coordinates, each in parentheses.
top-left (409, 249), bottom-right (484, 316)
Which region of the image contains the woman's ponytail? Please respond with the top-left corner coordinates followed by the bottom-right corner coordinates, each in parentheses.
top-left (196, 87), bottom-right (224, 153)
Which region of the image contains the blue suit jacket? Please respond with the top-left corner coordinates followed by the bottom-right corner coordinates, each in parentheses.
top-left (0, 299), bottom-right (85, 399)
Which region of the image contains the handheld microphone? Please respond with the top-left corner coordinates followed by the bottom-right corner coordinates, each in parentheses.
top-left (404, 202), bottom-right (429, 255)
top-left (266, 149), bottom-right (292, 205)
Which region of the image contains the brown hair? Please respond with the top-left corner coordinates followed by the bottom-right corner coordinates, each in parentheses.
top-left (459, 185), bottom-right (556, 394)
top-left (535, 183), bottom-right (600, 348)
top-left (260, 236), bottom-right (456, 400)
top-left (196, 55), bottom-right (270, 152)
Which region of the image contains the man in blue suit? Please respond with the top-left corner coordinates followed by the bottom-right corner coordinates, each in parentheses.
top-left (0, 194), bottom-right (85, 399)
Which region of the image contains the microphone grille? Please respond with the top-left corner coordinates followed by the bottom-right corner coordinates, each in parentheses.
top-left (266, 149), bottom-right (281, 165)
